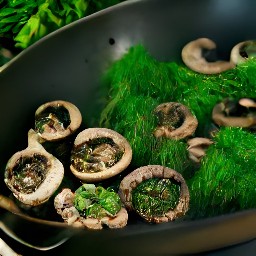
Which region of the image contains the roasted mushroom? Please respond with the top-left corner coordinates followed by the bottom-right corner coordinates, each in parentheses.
top-left (54, 185), bottom-right (128, 229)
top-left (187, 137), bottom-right (213, 163)
top-left (70, 128), bottom-right (132, 182)
top-left (35, 100), bottom-right (82, 141)
top-left (4, 129), bottom-right (64, 206)
top-left (119, 165), bottom-right (189, 223)
top-left (212, 98), bottom-right (256, 128)
top-left (181, 38), bottom-right (235, 74)
top-left (230, 40), bottom-right (256, 65)
top-left (153, 102), bottom-right (198, 140)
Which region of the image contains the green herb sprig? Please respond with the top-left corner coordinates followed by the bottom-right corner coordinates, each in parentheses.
top-left (74, 183), bottom-right (122, 218)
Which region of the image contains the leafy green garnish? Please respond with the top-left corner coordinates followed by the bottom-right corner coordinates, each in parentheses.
top-left (0, 0), bottom-right (125, 50)
top-left (74, 183), bottom-right (121, 218)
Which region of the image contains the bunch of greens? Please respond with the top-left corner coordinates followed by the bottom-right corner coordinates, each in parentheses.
top-left (100, 45), bottom-right (193, 177)
top-left (99, 44), bottom-right (256, 218)
top-left (189, 127), bottom-right (256, 218)
top-left (74, 183), bottom-right (121, 218)
top-left (0, 0), bottom-right (124, 50)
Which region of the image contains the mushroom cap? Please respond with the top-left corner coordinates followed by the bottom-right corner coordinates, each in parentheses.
top-left (153, 102), bottom-right (198, 140)
top-left (230, 40), bottom-right (256, 65)
top-left (212, 100), bottom-right (256, 128)
top-left (70, 128), bottom-right (132, 182)
top-left (35, 100), bottom-right (82, 141)
top-left (4, 140), bottom-right (64, 206)
top-left (187, 137), bottom-right (213, 163)
top-left (119, 165), bottom-right (189, 223)
top-left (181, 38), bottom-right (235, 74)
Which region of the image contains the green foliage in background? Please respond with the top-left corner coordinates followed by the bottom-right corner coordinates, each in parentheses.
top-left (0, 0), bottom-right (124, 50)
top-left (99, 45), bottom-right (256, 218)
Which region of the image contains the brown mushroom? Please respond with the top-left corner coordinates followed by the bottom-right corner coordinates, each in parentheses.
top-left (181, 38), bottom-right (235, 74)
top-left (153, 102), bottom-right (198, 140)
top-left (70, 128), bottom-right (132, 182)
top-left (230, 40), bottom-right (256, 65)
top-left (187, 137), bottom-right (213, 163)
top-left (4, 129), bottom-right (64, 206)
top-left (35, 100), bottom-right (82, 141)
top-left (54, 187), bottom-right (128, 230)
top-left (212, 98), bottom-right (256, 128)
top-left (119, 165), bottom-right (189, 223)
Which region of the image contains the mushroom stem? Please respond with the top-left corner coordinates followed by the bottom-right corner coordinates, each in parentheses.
top-left (187, 137), bottom-right (213, 163)
top-left (181, 38), bottom-right (235, 74)
top-left (27, 129), bottom-right (45, 149)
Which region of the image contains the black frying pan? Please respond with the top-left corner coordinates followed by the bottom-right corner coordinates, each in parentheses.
top-left (0, 0), bottom-right (256, 255)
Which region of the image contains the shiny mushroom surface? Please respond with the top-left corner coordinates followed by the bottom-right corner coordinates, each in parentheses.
top-left (35, 100), bottom-right (82, 141)
top-left (4, 129), bottom-right (64, 206)
top-left (153, 102), bottom-right (198, 140)
top-left (181, 38), bottom-right (235, 74)
top-left (70, 128), bottom-right (132, 182)
top-left (119, 165), bottom-right (189, 223)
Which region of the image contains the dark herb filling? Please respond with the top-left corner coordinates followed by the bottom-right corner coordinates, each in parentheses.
top-left (154, 104), bottom-right (185, 130)
top-left (35, 105), bottom-right (70, 134)
top-left (8, 154), bottom-right (48, 194)
top-left (74, 184), bottom-right (121, 218)
top-left (71, 137), bottom-right (124, 173)
top-left (132, 178), bottom-right (180, 219)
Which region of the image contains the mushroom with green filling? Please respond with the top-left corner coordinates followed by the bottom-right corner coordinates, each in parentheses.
top-left (153, 102), bottom-right (198, 140)
top-left (35, 100), bottom-right (82, 141)
top-left (4, 129), bottom-right (64, 206)
top-left (230, 40), bottom-right (256, 65)
top-left (54, 184), bottom-right (128, 229)
top-left (181, 38), bottom-right (235, 74)
top-left (119, 165), bottom-right (189, 223)
top-left (70, 128), bottom-right (132, 182)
